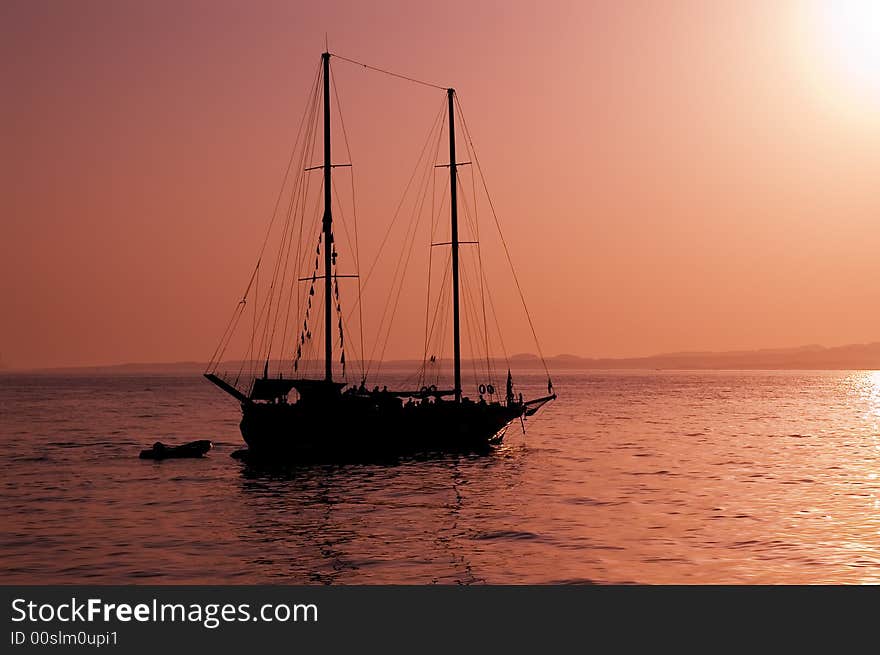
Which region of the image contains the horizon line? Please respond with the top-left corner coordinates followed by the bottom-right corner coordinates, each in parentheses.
top-left (4, 340), bottom-right (880, 373)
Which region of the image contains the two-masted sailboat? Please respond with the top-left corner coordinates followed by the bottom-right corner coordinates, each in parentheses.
top-left (205, 52), bottom-right (555, 459)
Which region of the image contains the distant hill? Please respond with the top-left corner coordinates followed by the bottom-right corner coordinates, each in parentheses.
top-left (544, 342), bottom-right (880, 370)
top-left (7, 342), bottom-right (880, 374)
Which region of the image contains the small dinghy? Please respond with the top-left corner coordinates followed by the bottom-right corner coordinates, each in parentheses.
top-left (139, 440), bottom-right (213, 460)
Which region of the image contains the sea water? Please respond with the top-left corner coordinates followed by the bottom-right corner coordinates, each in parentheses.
top-left (3, 370), bottom-right (880, 583)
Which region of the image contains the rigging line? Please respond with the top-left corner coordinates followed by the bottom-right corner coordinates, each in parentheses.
top-left (461, 247), bottom-right (493, 384)
top-left (430, 109), bottom-right (452, 243)
top-left (455, 95), bottom-right (552, 378)
top-left (422, 206), bottom-right (433, 377)
top-left (328, 52), bottom-right (448, 91)
top-left (455, 169), bottom-right (478, 241)
top-left (297, 224), bottom-right (324, 370)
top-left (254, 61), bottom-right (322, 286)
top-left (422, 140), bottom-right (448, 380)
top-left (296, 82), bottom-right (322, 325)
top-left (430, 252), bottom-right (452, 358)
top-left (256, 250), bottom-right (298, 369)
top-left (370, 135), bottom-right (435, 380)
top-left (480, 269), bottom-right (507, 374)
top-left (210, 310), bottom-right (240, 374)
top-left (331, 181), bottom-right (355, 264)
top-left (372, 103), bottom-right (446, 380)
top-left (253, 186), bottom-right (318, 374)
top-left (261, 177), bottom-right (304, 365)
top-left (302, 289), bottom-right (324, 378)
top-left (459, 262), bottom-right (481, 391)
top-left (357, 100), bottom-right (445, 377)
top-left (377, 108), bottom-right (445, 380)
top-left (265, 198), bottom-right (299, 365)
top-left (208, 301), bottom-right (245, 372)
top-left (333, 262), bottom-right (347, 381)
top-left (477, 250), bottom-right (495, 381)
top-left (343, 97), bottom-right (446, 327)
top-left (273, 76), bottom-right (318, 368)
top-left (434, 254), bottom-right (451, 387)
top-left (240, 264), bottom-right (259, 384)
top-left (423, 248), bottom-right (451, 388)
top-left (422, 128), bottom-right (450, 378)
top-left (430, 175), bottom-right (450, 244)
top-left (294, 98), bottom-right (324, 342)
top-left (276, 182), bottom-right (304, 364)
top-left (207, 258), bottom-right (261, 371)
top-left (215, 301), bottom-right (249, 373)
top-left (481, 258), bottom-right (511, 372)
top-left (288, 77), bottom-right (321, 364)
top-left (290, 70), bottom-right (322, 284)
top-left (419, 248), bottom-right (451, 388)
top-left (461, 238), bottom-right (489, 383)
top-left (207, 308), bottom-right (238, 372)
top-left (339, 312), bottom-right (364, 369)
top-left (423, 144), bottom-right (441, 376)
top-left (330, 185), bottom-right (365, 378)
top-left (458, 174), bottom-right (510, 376)
top-left (454, 171), bottom-right (493, 382)
top-left (279, 145), bottom-right (313, 366)
top-left (285, 70), bottom-right (324, 346)
top-left (424, 248), bottom-right (452, 373)
top-left (466, 145), bottom-right (494, 385)
top-left (206, 64), bottom-right (317, 375)
top-left (296, 177), bottom-right (325, 299)
top-left (253, 64), bottom-right (322, 373)
top-left (331, 67), bottom-right (366, 383)
top-left (422, 138), bottom-right (438, 379)
top-left (297, 273), bottom-right (319, 377)
top-left (261, 175), bottom-right (300, 366)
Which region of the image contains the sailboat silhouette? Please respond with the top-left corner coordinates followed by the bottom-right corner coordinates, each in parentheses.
top-left (205, 52), bottom-right (555, 460)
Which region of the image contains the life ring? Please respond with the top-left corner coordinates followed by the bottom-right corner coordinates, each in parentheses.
top-left (429, 384), bottom-right (437, 394)
top-left (478, 384), bottom-right (487, 394)
top-left (487, 384), bottom-right (495, 395)
top-left (420, 386), bottom-right (429, 396)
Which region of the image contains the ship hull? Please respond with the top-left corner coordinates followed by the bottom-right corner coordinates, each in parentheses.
top-left (239, 395), bottom-right (521, 460)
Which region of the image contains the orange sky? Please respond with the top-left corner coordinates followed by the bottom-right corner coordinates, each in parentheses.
top-left (2, 0), bottom-right (879, 370)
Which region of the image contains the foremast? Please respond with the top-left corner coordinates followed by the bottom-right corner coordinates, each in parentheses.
top-left (322, 52), bottom-right (333, 382)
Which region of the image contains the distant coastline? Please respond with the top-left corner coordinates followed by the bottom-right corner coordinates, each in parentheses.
top-left (6, 342), bottom-right (880, 374)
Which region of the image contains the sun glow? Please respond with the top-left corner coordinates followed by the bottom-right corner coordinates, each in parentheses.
top-left (814, 0), bottom-right (880, 99)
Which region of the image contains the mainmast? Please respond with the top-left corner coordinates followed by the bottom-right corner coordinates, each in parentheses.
top-left (322, 52), bottom-right (333, 382)
top-left (448, 88), bottom-right (462, 403)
